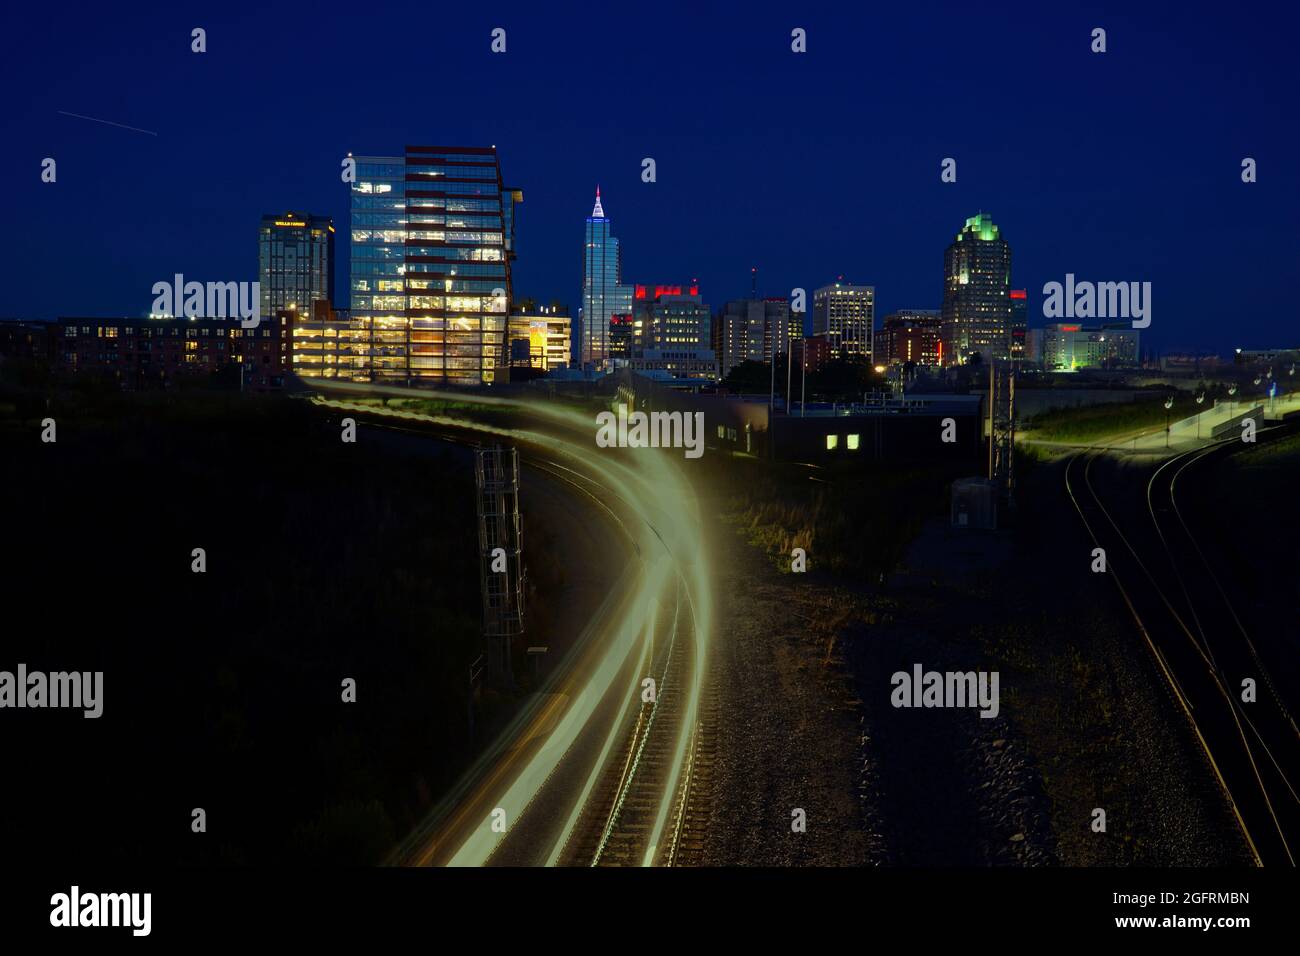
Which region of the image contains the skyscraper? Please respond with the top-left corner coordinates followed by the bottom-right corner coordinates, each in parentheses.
top-left (625, 286), bottom-right (717, 381)
top-left (714, 298), bottom-right (793, 378)
top-left (581, 188), bottom-right (633, 370)
top-left (812, 283), bottom-right (874, 360)
top-left (347, 146), bottom-right (521, 385)
top-left (941, 213), bottom-right (1012, 365)
top-left (1009, 289), bottom-right (1028, 362)
top-left (258, 212), bottom-right (334, 320)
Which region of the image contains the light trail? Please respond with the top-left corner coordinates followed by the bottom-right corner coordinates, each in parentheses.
top-left (305, 379), bottom-right (713, 866)
top-left (544, 601), bottom-right (655, 867)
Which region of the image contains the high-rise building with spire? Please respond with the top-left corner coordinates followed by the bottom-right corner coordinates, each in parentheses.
top-left (941, 212), bottom-right (1012, 365)
top-left (581, 187), bottom-right (633, 370)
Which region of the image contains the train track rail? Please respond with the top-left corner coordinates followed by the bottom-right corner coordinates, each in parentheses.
top-left (316, 397), bottom-right (714, 868)
top-left (553, 575), bottom-right (713, 867)
top-left (665, 681), bottom-right (718, 866)
top-left (1064, 432), bottom-right (1300, 866)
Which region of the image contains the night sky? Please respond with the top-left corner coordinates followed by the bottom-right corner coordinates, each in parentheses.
top-left (3, 1), bottom-right (1295, 353)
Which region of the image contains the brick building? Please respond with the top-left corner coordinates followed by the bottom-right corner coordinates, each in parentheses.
top-left (56, 315), bottom-right (290, 390)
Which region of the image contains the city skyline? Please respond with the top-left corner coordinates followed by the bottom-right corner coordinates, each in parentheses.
top-left (6, 3), bottom-right (1300, 928)
top-left (6, 4), bottom-right (1296, 355)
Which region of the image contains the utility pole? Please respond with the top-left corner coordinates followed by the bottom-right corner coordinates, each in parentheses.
top-left (800, 341), bottom-right (807, 418)
top-left (987, 363), bottom-right (995, 479)
top-left (769, 346), bottom-right (775, 413)
top-left (785, 330), bottom-right (793, 414)
top-left (768, 305), bottom-right (776, 414)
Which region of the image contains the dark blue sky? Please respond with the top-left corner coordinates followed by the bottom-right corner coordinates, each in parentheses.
top-left (3, 1), bottom-right (1295, 353)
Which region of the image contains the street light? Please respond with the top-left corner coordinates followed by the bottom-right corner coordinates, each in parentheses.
top-left (1164, 396), bottom-right (1174, 450)
top-left (1227, 384), bottom-right (1237, 415)
top-left (1196, 392), bottom-right (1205, 440)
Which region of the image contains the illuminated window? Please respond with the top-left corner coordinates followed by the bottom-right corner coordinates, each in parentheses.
top-left (826, 435), bottom-right (839, 450)
top-left (847, 434), bottom-right (860, 450)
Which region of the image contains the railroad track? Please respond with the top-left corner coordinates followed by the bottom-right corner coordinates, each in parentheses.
top-left (555, 576), bottom-right (713, 867)
top-left (665, 681), bottom-right (719, 866)
top-left (311, 392), bottom-right (716, 869)
top-left (1064, 435), bottom-right (1300, 866)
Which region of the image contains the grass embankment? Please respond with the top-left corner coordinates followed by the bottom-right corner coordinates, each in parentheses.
top-left (1, 383), bottom-right (564, 865)
top-left (1181, 429), bottom-right (1300, 688)
top-left (1019, 393), bottom-right (1192, 444)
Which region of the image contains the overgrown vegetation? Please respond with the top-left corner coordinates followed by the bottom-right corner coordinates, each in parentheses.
top-left (705, 455), bottom-right (967, 581)
top-left (721, 356), bottom-right (887, 403)
top-left (1, 372), bottom-right (562, 865)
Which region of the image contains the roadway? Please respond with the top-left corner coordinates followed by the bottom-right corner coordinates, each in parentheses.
top-left (1025, 390), bottom-right (1300, 456)
top-left (1064, 426), bottom-right (1300, 866)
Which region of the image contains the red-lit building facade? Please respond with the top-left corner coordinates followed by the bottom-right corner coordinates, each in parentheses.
top-left (792, 335), bottom-right (833, 373)
top-left (877, 310), bottom-right (942, 367)
top-left (1010, 289), bottom-right (1028, 362)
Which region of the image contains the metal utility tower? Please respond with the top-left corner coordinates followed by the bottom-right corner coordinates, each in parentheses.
top-left (475, 445), bottom-right (524, 683)
top-left (988, 359), bottom-right (1015, 499)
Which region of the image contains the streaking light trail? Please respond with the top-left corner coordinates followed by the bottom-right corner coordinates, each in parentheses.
top-left (306, 379), bottom-right (713, 867)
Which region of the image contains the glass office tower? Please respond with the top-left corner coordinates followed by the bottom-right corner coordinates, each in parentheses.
top-left (258, 213), bottom-right (334, 320)
top-left (581, 188), bottom-right (633, 370)
top-left (349, 145), bottom-right (521, 385)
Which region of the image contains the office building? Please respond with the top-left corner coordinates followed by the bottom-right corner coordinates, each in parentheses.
top-left (713, 298), bottom-right (793, 378)
top-left (608, 313), bottom-right (635, 361)
top-left (1009, 289), bottom-right (1028, 362)
top-left (0, 320), bottom-right (52, 362)
top-left (627, 285), bottom-right (716, 381)
top-left (1024, 327), bottom-right (1044, 366)
top-left (289, 300), bottom-right (362, 379)
top-left (877, 309), bottom-right (942, 367)
top-left (258, 213), bottom-right (335, 320)
top-left (349, 146), bottom-right (522, 385)
top-left (812, 283), bottom-right (875, 360)
top-left (941, 213), bottom-right (1012, 365)
top-left (581, 188), bottom-right (634, 370)
top-left (507, 303), bottom-right (572, 371)
top-left (792, 335), bottom-right (833, 374)
top-left (1041, 323), bottom-right (1140, 370)
top-left (56, 315), bottom-right (289, 391)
